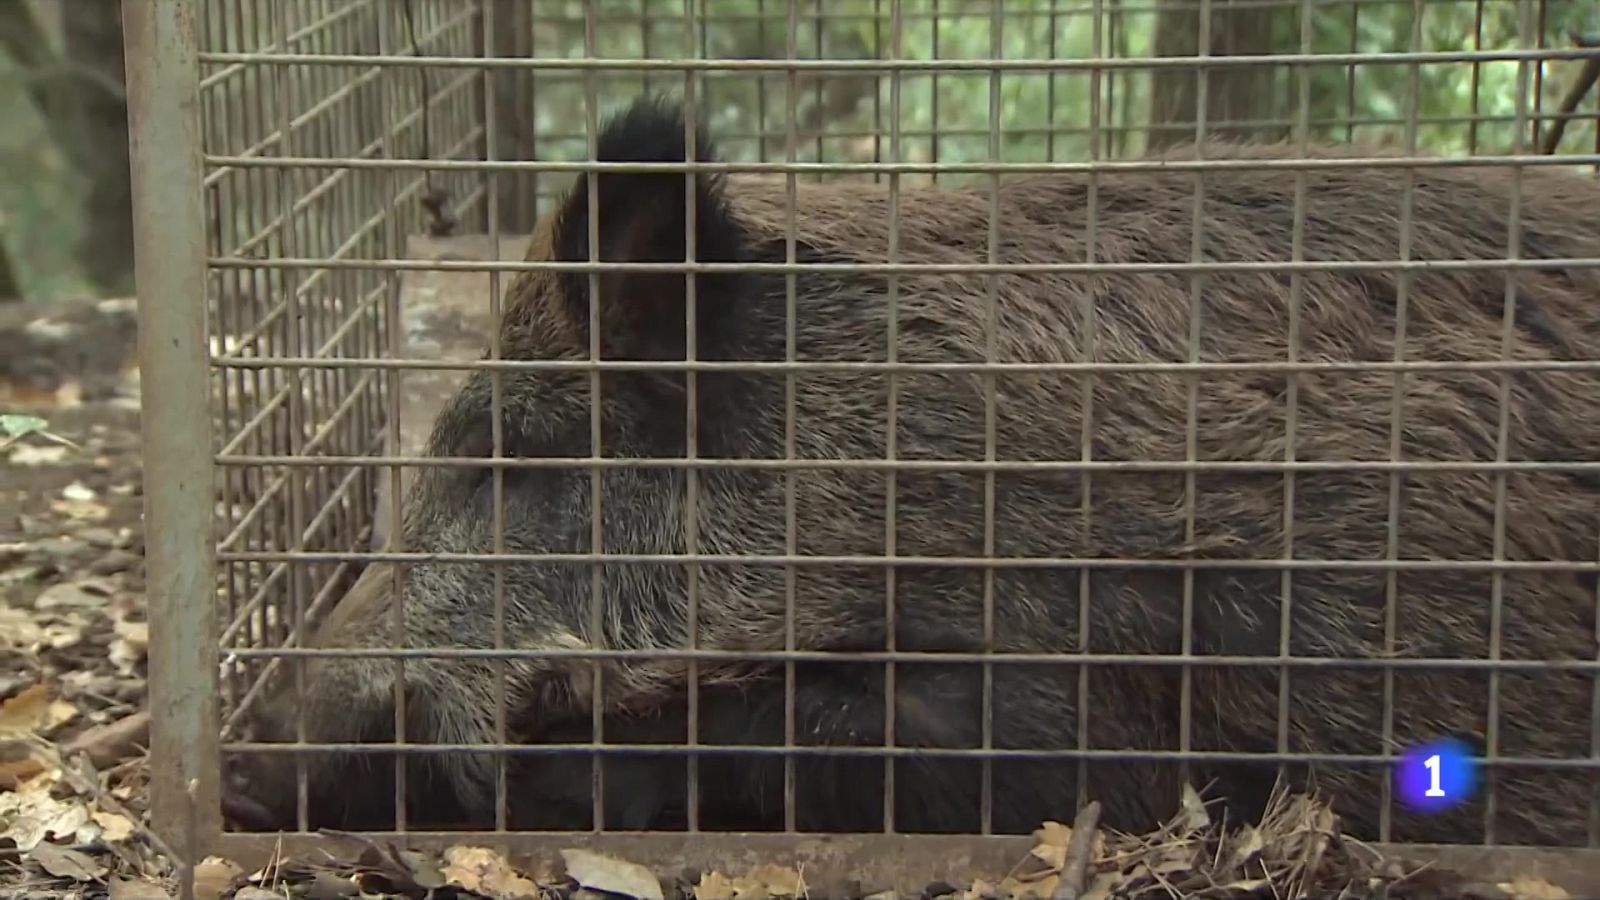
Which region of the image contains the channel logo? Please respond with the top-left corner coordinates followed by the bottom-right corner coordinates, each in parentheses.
top-left (1395, 737), bottom-right (1479, 813)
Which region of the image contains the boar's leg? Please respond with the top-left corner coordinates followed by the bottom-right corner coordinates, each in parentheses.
top-left (646, 659), bottom-right (1160, 835)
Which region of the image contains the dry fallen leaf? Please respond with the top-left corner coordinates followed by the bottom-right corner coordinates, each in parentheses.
top-left (397, 847), bottom-right (447, 890)
top-left (109, 618), bottom-right (149, 674)
top-left (109, 876), bottom-right (173, 900)
top-left (561, 848), bottom-right (665, 900)
top-left (1029, 820), bottom-right (1073, 870)
top-left (1226, 823), bottom-right (1265, 871)
top-left (91, 809), bottom-right (137, 843)
top-left (1499, 878), bottom-right (1573, 900)
top-left (0, 682), bottom-right (79, 736)
top-left (1002, 866), bottom-right (1065, 900)
top-left (0, 776), bottom-right (93, 851)
top-left (1176, 784), bottom-right (1210, 835)
top-left (28, 840), bottom-right (109, 881)
top-left (51, 497), bottom-right (111, 522)
top-left (0, 755), bottom-right (48, 784)
top-left (8, 443), bottom-right (70, 466)
top-left (306, 870), bottom-right (360, 900)
top-left (192, 856), bottom-right (246, 900)
top-left (64, 711), bottom-right (151, 768)
top-left (0, 606), bottom-right (47, 648)
top-left (34, 578), bottom-right (115, 610)
top-left (740, 864), bottom-right (806, 899)
top-left (695, 872), bottom-right (738, 900)
top-left (441, 845), bottom-right (539, 900)
top-left (962, 877), bottom-right (998, 900)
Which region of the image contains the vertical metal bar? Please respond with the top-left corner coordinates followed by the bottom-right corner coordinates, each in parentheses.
top-left (682, 0), bottom-right (703, 835)
top-left (1378, 0), bottom-right (1425, 844)
top-left (1044, 0), bottom-right (1057, 163)
top-left (1531, 0), bottom-right (1547, 151)
top-left (1077, 0), bottom-right (1104, 821)
top-left (979, 0), bottom-right (1002, 839)
top-left (266, 0), bottom-right (315, 833)
top-left (376, 0), bottom-right (409, 836)
top-left (1177, 0), bottom-right (1215, 801)
top-left (123, 0), bottom-right (222, 870)
top-left (872, 0), bottom-right (883, 182)
top-left (882, 0), bottom-right (903, 835)
top-left (782, 0), bottom-right (800, 836)
top-left (1468, 0), bottom-right (1486, 154)
top-left (480, 0), bottom-right (510, 836)
top-left (756, 0), bottom-right (769, 162)
top-left (1483, 0), bottom-right (1535, 847)
top-left (581, 0), bottom-right (606, 836)
top-left (1345, 0), bottom-right (1359, 144)
top-left (812, 1), bottom-right (823, 174)
top-left (1276, 0), bottom-right (1314, 800)
top-left (204, 0), bottom-right (243, 714)
top-left (928, 0), bottom-right (939, 185)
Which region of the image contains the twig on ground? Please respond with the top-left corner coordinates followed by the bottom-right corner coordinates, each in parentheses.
top-left (1049, 801), bottom-right (1102, 900)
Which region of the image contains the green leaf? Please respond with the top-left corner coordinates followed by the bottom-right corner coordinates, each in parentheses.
top-left (0, 414), bottom-right (48, 439)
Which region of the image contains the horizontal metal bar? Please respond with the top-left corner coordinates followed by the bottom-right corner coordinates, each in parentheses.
top-left (500, 109), bottom-right (1600, 143)
top-left (207, 355), bottom-right (1600, 375)
top-left (217, 415), bottom-right (382, 552)
top-left (219, 645), bottom-right (1600, 673)
top-left (487, 0), bottom-right (1463, 25)
top-left (196, 0), bottom-right (374, 91)
top-left (197, 46), bottom-right (1600, 72)
top-left (204, 254), bottom-right (1600, 275)
top-left (212, 454), bottom-right (1600, 476)
top-left (202, 150), bottom-right (1600, 175)
top-left (215, 742), bottom-right (1600, 770)
top-left (203, 68), bottom-right (477, 190)
top-left (206, 834), bottom-right (1600, 897)
top-left (213, 550), bottom-right (1600, 572)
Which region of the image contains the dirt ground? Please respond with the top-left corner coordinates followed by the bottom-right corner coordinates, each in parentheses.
top-left (0, 296), bottom-right (1589, 900)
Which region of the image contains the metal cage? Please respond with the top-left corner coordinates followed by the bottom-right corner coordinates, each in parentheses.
top-left (126, 0), bottom-right (1600, 892)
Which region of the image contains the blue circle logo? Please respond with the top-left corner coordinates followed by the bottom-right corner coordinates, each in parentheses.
top-left (1395, 738), bottom-right (1478, 813)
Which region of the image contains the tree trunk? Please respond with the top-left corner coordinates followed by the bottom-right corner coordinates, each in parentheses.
top-left (0, 0), bottom-right (133, 296)
top-left (63, 0), bottom-right (132, 296)
top-left (0, 241), bottom-right (20, 303)
top-left (489, 0), bottom-right (538, 233)
top-left (1147, 0), bottom-right (1288, 151)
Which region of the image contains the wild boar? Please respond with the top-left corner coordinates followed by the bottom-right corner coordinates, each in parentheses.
top-left (228, 94), bottom-right (1600, 845)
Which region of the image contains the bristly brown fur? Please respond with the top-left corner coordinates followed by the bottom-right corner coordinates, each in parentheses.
top-left (230, 95), bottom-right (1600, 845)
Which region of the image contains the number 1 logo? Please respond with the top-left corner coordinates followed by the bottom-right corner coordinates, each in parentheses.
top-left (1398, 739), bottom-right (1476, 813)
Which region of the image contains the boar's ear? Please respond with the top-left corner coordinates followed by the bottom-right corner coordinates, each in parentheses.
top-left (550, 95), bottom-right (749, 362)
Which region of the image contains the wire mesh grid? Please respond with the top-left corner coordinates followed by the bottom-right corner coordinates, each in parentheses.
top-left (142, 0), bottom-right (1600, 858)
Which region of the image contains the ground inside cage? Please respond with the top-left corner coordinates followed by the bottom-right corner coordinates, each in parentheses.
top-left (369, 232), bottom-right (534, 552)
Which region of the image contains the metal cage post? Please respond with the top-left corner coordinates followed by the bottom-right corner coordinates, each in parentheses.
top-left (124, 0), bottom-right (223, 864)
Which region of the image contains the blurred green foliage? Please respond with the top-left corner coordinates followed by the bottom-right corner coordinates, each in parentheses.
top-left (516, 0), bottom-right (1597, 212)
top-left (4, 0), bottom-right (1597, 302)
top-left (0, 19), bottom-right (94, 301)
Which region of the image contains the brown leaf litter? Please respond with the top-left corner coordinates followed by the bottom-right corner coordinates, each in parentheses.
top-left (4, 779), bottom-right (1580, 900)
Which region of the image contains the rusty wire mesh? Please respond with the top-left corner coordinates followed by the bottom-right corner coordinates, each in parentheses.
top-left (171, 0), bottom-right (1600, 857)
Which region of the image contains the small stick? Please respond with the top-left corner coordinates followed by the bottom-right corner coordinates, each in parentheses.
top-left (1050, 801), bottom-right (1102, 900)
